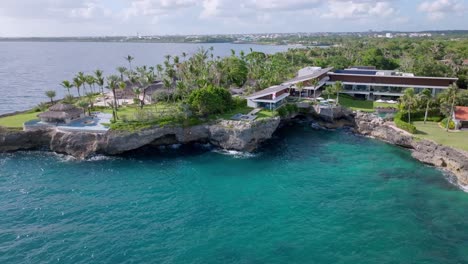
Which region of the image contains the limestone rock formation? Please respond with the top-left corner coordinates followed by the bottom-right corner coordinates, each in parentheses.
top-left (354, 111), bottom-right (468, 190)
top-left (0, 117), bottom-right (281, 159)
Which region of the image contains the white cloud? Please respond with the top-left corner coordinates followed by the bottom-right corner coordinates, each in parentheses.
top-left (322, 0), bottom-right (397, 19)
top-left (247, 0), bottom-right (320, 11)
top-left (418, 0), bottom-right (466, 20)
top-left (0, 0), bottom-right (465, 37)
top-left (122, 0), bottom-right (197, 18)
top-left (200, 0), bottom-right (220, 18)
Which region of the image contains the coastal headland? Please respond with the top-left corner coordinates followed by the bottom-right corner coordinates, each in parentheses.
top-left (1, 108), bottom-right (467, 191)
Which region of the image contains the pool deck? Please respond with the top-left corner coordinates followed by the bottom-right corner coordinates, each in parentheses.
top-left (24, 113), bottom-right (112, 133)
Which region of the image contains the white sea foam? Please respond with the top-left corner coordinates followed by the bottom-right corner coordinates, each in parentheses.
top-left (212, 149), bottom-right (257, 159)
top-left (86, 155), bottom-right (117, 162)
top-left (170, 144), bottom-right (182, 149)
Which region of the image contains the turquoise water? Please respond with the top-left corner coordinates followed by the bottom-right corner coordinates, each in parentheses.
top-left (1, 126), bottom-right (467, 263)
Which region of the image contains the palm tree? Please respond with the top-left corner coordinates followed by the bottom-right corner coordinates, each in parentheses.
top-left (76, 72), bottom-right (87, 94)
top-left (72, 77), bottom-right (83, 97)
top-left (333, 81), bottom-right (343, 105)
top-left (94, 69), bottom-right (103, 79)
top-left (125, 55), bottom-right (135, 71)
top-left (296, 82), bottom-right (304, 100)
top-left (45, 90), bottom-right (56, 104)
top-left (106, 75), bottom-right (120, 120)
top-left (61, 80), bottom-right (74, 96)
top-left (85, 75), bottom-right (96, 94)
top-left (419, 88), bottom-right (433, 124)
top-left (401, 88), bottom-right (416, 123)
top-left (138, 73), bottom-right (155, 109)
top-left (156, 64), bottom-right (163, 80)
top-left (77, 100), bottom-right (89, 116)
top-left (94, 70), bottom-right (104, 94)
top-left (311, 78), bottom-right (319, 102)
top-left (164, 54), bottom-right (171, 63)
top-left (118, 81), bottom-right (127, 108)
top-left (96, 76), bottom-right (105, 95)
top-left (85, 93), bottom-right (95, 115)
top-left (440, 84), bottom-right (459, 131)
top-left (117, 66), bottom-right (127, 81)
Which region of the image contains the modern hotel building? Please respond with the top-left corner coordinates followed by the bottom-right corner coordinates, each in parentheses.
top-left (246, 66), bottom-right (458, 110)
top-left (326, 67), bottom-right (458, 100)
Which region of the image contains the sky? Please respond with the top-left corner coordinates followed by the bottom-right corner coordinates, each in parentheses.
top-left (0, 0), bottom-right (466, 37)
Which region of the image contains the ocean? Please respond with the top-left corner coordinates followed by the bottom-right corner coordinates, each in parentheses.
top-left (0, 42), bottom-right (289, 115)
top-left (1, 125), bottom-right (467, 263)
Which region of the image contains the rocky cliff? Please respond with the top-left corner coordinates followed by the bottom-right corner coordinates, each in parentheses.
top-left (354, 111), bottom-right (468, 190)
top-left (0, 117), bottom-right (281, 159)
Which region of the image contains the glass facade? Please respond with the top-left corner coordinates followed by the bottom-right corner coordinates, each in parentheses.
top-left (342, 84), bottom-right (444, 95)
top-left (257, 99), bottom-right (286, 110)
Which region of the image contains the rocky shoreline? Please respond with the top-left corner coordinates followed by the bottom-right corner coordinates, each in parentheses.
top-left (354, 111), bottom-right (468, 191)
top-left (0, 117), bottom-right (281, 159)
top-left (1, 110), bottom-right (467, 191)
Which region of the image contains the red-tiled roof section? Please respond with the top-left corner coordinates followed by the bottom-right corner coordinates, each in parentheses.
top-left (455, 106), bottom-right (468, 121)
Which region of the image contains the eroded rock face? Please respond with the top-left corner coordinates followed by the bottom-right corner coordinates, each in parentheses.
top-left (0, 117), bottom-right (281, 159)
top-left (354, 111), bottom-right (468, 190)
top-left (209, 118), bottom-right (281, 152)
top-left (412, 140), bottom-right (468, 187)
top-left (0, 128), bottom-right (51, 152)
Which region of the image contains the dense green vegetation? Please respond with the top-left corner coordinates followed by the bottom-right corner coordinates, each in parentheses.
top-left (4, 34), bottom-right (468, 132)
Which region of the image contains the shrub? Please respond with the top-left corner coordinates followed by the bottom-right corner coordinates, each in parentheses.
top-left (278, 103), bottom-right (298, 117)
top-left (440, 118), bottom-right (456, 130)
top-left (152, 90), bottom-right (173, 102)
top-left (232, 97), bottom-right (247, 109)
top-left (187, 85), bottom-right (233, 116)
top-left (34, 102), bottom-right (48, 112)
top-left (399, 109), bottom-right (443, 123)
top-left (394, 112), bottom-right (417, 134)
top-left (62, 94), bottom-right (76, 104)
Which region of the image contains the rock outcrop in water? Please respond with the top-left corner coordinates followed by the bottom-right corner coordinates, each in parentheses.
top-left (0, 117), bottom-right (281, 159)
top-left (354, 111), bottom-right (468, 190)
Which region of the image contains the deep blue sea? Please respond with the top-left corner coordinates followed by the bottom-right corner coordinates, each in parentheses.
top-left (1, 125), bottom-right (467, 263)
top-left (0, 42), bottom-right (290, 115)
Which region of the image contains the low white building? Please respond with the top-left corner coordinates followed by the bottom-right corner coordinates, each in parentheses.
top-left (246, 85), bottom-right (290, 110)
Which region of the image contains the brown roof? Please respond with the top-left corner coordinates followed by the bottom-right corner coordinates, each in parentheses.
top-left (38, 104), bottom-right (82, 120)
top-left (455, 106), bottom-right (468, 121)
top-left (49, 103), bottom-right (78, 111)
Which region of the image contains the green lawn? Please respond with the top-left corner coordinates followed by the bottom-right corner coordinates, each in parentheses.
top-left (257, 110), bottom-right (278, 119)
top-left (0, 111), bottom-right (41, 128)
top-left (339, 94), bottom-right (398, 112)
top-left (211, 106), bottom-right (253, 120)
top-left (414, 121), bottom-right (468, 151)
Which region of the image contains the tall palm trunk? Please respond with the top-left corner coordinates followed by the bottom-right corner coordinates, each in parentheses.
top-left (424, 101), bottom-right (430, 124)
top-left (446, 98), bottom-right (455, 132)
top-left (112, 88), bottom-right (118, 120)
top-left (408, 106), bottom-right (411, 124)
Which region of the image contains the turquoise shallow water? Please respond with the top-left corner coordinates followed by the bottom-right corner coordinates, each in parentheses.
top-left (1, 125), bottom-right (467, 263)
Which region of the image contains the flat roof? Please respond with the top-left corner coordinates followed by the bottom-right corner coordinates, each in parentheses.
top-left (328, 72), bottom-right (458, 81)
top-left (246, 84), bottom-right (289, 99)
top-left (282, 67), bottom-right (334, 86)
